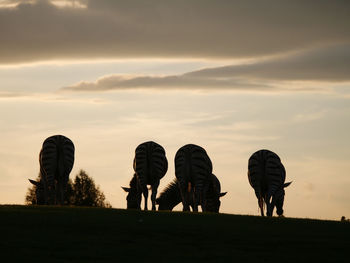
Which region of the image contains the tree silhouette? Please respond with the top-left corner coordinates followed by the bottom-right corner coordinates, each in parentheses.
top-left (71, 170), bottom-right (111, 208)
top-left (26, 170), bottom-right (111, 208)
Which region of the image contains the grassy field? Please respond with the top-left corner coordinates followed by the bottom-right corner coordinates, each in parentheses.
top-left (0, 205), bottom-right (349, 262)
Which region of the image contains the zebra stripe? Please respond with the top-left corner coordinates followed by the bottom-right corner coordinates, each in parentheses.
top-left (123, 141), bottom-right (168, 210)
top-left (248, 149), bottom-right (291, 216)
top-left (175, 144), bottom-right (212, 212)
top-left (156, 174), bottom-right (227, 212)
top-left (39, 135), bottom-right (75, 205)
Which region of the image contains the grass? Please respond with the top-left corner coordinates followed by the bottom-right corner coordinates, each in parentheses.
top-left (0, 205), bottom-right (349, 262)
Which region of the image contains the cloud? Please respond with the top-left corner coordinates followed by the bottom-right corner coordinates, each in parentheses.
top-left (0, 91), bottom-right (27, 98)
top-left (61, 44), bottom-right (350, 92)
top-left (1, 0), bottom-right (349, 64)
top-left (188, 44), bottom-right (350, 82)
top-left (292, 111), bottom-right (326, 123)
top-left (61, 74), bottom-right (274, 92)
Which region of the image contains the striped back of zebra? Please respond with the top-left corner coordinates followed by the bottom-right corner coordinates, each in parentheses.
top-left (248, 149), bottom-right (291, 216)
top-left (133, 141), bottom-right (168, 187)
top-left (40, 135), bottom-right (75, 205)
top-left (123, 141), bottom-right (168, 210)
top-left (175, 144), bottom-right (212, 212)
top-left (156, 174), bottom-right (227, 212)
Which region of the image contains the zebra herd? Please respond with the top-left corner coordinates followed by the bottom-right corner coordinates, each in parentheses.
top-left (29, 135), bottom-right (292, 217)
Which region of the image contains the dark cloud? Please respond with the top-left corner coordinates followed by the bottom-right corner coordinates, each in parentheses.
top-left (187, 44), bottom-right (350, 81)
top-left (1, 0), bottom-right (349, 64)
top-left (61, 44), bottom-right (350, 92)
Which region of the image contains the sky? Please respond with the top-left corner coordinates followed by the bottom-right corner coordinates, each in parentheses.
top-left (0, 0), bottom-right (349, 220)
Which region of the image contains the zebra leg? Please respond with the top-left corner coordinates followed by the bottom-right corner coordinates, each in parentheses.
top-left (201, 181), bottom-right (210, 212)
top-left (258, 197), bottom-right (265, 216)
top-left (47, 180), bottom-right (56, 205)
top-left (266, 195), bottom-right (274, 217)
top-left (57, 177), bottom-right (68, 205)
top-left (42, 189), bottom-right (48, 205)
top-left (180, 184), bottom-right (190, 211)
top-left (192, 190), bottom-right (199, 212)
top-left (184, 193), bottom-right (191, 211)
top-left (42, 176), bottom-right (49, 205)
top-left (142, 185), bottom-right (148, 210)
top-left (151, 180), bottom-right (159, 211)
top-left (58, 179), bottom-right (67, 205)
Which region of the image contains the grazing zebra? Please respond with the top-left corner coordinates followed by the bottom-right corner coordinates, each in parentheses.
top-left (29, 135), bottom-right (75, 205)
top-left (205, 173), bottom-right (227, 212)
top-left (156, 178), bottom-right (181, 211)
top-left (175, 144), bottom-right (213, 212)
top-left (156, 174), bottom-right (227, 212)
top-left (28, 179), bottom-right (45, 205)
top-left (122, 173), bottom-right (141, 209)
top-left (248, 149), bottom-right (292, 217)
top-left (122, 141), bottom-right (168, 210)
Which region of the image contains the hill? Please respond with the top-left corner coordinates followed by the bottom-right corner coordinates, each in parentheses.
top-left (0, 205), bottom-right (349, 262)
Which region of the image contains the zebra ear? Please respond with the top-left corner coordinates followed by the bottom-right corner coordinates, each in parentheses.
top-left (29, 179), bottom-right (40, 186)
top-left (121, 186), bottom-right (130, 192)
top-left (284, 181), bottom-right (292, 188)
top-left (219, 192), bottom-right (227, 197)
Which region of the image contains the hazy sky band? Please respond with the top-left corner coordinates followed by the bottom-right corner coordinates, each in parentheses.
top-left (1, 0), bottom-right (350, 64)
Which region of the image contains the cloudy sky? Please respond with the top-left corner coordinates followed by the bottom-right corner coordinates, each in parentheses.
top-left (1, 0), bottom-right (349, 220)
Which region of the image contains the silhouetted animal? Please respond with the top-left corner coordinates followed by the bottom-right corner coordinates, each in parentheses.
top-left (122, 174), bottom-right (140, 209)
top-left (175, 144), bottom-right (213, 212)
top-left (122, 141), bottom-right (168, 210)
top-left (156, 174), bottom-right (227, 212)
top-left (29, 135), bottom-right (75, 205)
top-left (205, 174), bottom-right (227, 212)
top-left (248, 149), bottom-right (292, 216)
top-left (156, 178), bottom-right (180, 211)
top-left (28, 179), bottom-right (45, 205)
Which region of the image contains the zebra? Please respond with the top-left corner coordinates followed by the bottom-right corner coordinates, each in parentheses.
top-left (155, 178), bottom-right (180, 211)
top-left (28, 178), bottom-right (45, 205)
top-left (175, 144), bottom-right (214, 212)
top-left (247, 149), bottom-right (292, 217)
top-left (156, 174), bottom-right (227, 212)
top-left (122, 141), bottom-right (168, 210)
top-left (29, 135), bottom-right (75, 205)
top-left (205, 173), bottom-right (227, 212)
top-left (122, 173), bottom-right (141, 209)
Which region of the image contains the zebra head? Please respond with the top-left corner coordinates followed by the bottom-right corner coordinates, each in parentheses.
top-left (122, 174), bottom-right (142, 209)
top-left (204, 192), bottom-right (227, 212)
top-left (273, 181), bottom-right (292, 216)
top-left (203, 174), bottom-right (227, 213)
top-left (122, 186), bottom-right (141, 209)
top-left (155, 197), bottom-right (173, 210)
top-left (28, 179), bottom-right (45, 205)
